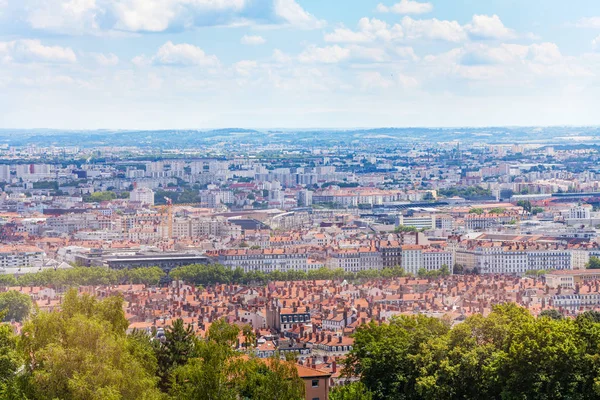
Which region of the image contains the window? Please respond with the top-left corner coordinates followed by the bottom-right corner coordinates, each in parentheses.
top-left (312, 380), bottom-right (319, 388)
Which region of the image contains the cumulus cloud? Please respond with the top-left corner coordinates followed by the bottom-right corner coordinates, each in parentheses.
top-left (273, 0), bottom-right (325, 29)
top-left (401, 16), bottom-right (466, 42)
top-left (8, 0), bottom-right (324, 34)
top-left (149, 41), bottom-right (219, 67)
top-left (357, 71), bottom-right (395, 89)
top-left (298, 45), bottom-right (350, 64)
top-left (527, 42), bottom-right (562, 64)
top-left (241, 34), bottom-right (266, 45)
top-left (25, 0), bottom-right (101, 35)
top-left (395, 46), bottom-right (419, 61)
top-left (0, 39), bottom-right (77, 64)
top-left (234, 60), bottom-right (258, 76)
top-left (465, 14), bottom-right (515, 40)
top-left (593, 34), bottom-right (600, 49)
top-left (92, 52), bottom-right (119, 66)
top-left (576, 17), bottom-right (600, 29)
top-left (376, 0), bottom-right (433, 15)
top-left (272, 49), bottom-right (292, 64)
top-left (325, 18), bottom-right (403, 43)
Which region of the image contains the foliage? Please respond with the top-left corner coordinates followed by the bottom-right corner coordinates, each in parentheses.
top-left (14, 266), bottom-right (166, 288)
top-left (330, 382), bottom-right (373, 400)
top-left (345, 303), bottom-right (600, 400)
top-left (0, 324), bottom-right (22, 398)
top-left (517, 200), bottom-right (532, 213)
top-left (468, 208), bottom-right (484, 215)
top-left (170, 264), bottom-right (406, 286)
top-left (0, 290), bottom-right (32, 322)
top-left (170, 318), bottom-right (303, 400)
top-left (83, 191), bottom-right (117, 202)
top-left (586, 256), bottom-right (600, 270)
top-left (417, 265), bottom-right (450, 279)
top-left (394, 225), bottom-right (418, 233)
top-left (18, 289), bottom-right (162, 400)
top-left (539, 309), bottom-right (563, 320)
top-left (154, 319), bottom-right (197, 390)
top-left (438, 186), bottom-right (491, 198)
top-left (488, 207), bottom-right (506, 214)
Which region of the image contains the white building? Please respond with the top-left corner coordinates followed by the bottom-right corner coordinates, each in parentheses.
top-left (130, 187), bottom-right (155, 206)
top-left (0, 245), bottom-right (45, 270)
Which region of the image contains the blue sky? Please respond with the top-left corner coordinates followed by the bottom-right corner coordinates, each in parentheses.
top-left (1, 0), bottom-right (600, 129)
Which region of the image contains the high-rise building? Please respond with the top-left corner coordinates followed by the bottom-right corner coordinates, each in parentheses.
top-left (130, 187), bottom-right (155, 205)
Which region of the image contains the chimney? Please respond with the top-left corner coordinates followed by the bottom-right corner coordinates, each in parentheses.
top-left (332, 361), bottom-right (337, 374)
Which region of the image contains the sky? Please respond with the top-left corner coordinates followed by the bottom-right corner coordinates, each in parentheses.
top-left (1, 0), bottom-right (600, 130)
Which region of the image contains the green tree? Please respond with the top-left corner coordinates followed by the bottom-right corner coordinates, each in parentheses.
top-left (587, 256), bottom-right (600, 269)
top-left (517, 200), bottom-right (533, 213)
top-left (539, 309), bottom-right (563, 320)
top-left (344, 315), bottom-right (449, 400)
top-left (0, 291), bottom-right (32, 322)
top-left (155, 318), bottom-right (197, 390)
top-left (18, 289), bottom-right (162, 400)
top-left (0, 324), bottom-right (22, 398)
top-left (238, 356), bottom-right (305, 400)
top-left (119, 266), bottom-right (166, 286)
top-left (394, 225), bottom-right (418, 233)
top-left (330, 382), bottom-right (373, 400)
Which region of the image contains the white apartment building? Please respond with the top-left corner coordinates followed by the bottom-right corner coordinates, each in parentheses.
top-left (130, 187), bottom-right (155, 205)
top-left (199, 190), bottom-right (234, 208)
top-left (454, 241), bottom-right (572, 275)
top-left (0, 245), bottom-right (45, 270)
top-left (401, 245), bottom-right (423, 275)
top-left (0, 165), bottom-right (10, 182)
top-left (422, 249), bottom-right (454, 272)
top-left (329, 246), bottom-right (383, 272)
top-left (397, 214), bottom-right (436, 230)
top-left (213, 249), bottom-right (309, 273)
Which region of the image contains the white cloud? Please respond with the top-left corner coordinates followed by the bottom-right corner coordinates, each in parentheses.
top-left (376, 0), bottom-right (433, 15)
top-left (396, 73), bottom-right (419, 88)
top-left (92, 52), bottom-right (119, 66)
top-left (593, 35), bottom-right (600, 49)
top-left (150, 41), bottom-right (219, 67)
top-left (527, 42), bottom-right (562, 64)
top-left (234, 60), bottom-right (258, 76)
top-left (131, 55), bottom-right (150, 67)
top-left (273, 0), bottom-right (325, 29)
top-left (395, 46), bottom-right (419, 61)
top-left (298, 45), bottom-right (350, 64)
top-left (401, 16), bottom-right (466, 42)
top-left (241, 34), bottom-right (266, 45)
top-left (348, 45), bottom-right (389, 62)
top-left (272, 49), bottom-right (292, 64)
top-left (465, 14), bottom-right (515, 40)
top-left (576, 17), bottom-right (600, 29)
top-left (0, 39), bottom-right (77, 64)
top-left (357, 71), bottom-right (394, 89)
top-left (25, 0), bottom-right (100, 35)
top-left (10, 0), bottom-right (325, 34)
top-left (324, 18), bottom-right (403, 43)
top-left (111, 0), bottom-right (247, 32)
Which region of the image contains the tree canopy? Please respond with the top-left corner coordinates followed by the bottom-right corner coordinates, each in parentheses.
top-left (344, 303), bottom-right (600, 400)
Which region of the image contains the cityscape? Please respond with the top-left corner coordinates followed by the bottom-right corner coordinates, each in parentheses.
top-left (3, 0), bottom-right (600, 399)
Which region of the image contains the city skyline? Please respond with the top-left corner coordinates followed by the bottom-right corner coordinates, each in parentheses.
top-left (2, 0), bottom-right (600, 129)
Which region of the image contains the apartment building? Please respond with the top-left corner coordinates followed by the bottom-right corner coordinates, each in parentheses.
top-left (0, 245), bottom-right (45, 270)
top-left (328, 246), bottom-right (382, 272)
top-left (211, 248), bottom-right (309, 273)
